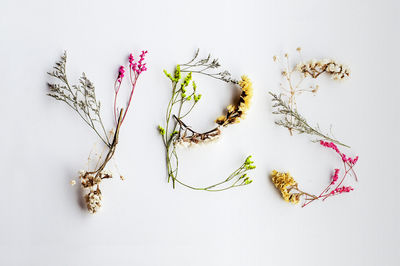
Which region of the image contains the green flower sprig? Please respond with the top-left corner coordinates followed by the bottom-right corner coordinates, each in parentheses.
top-left (158, 49), bottom-right (255, 191)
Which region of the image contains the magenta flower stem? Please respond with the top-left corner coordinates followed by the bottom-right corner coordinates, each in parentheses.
top-left (113, 50), bottom-right (147, 126)
top-left (302, 141), bottom-right (359, 207)
top-left (121, 67), bottom-right (138, 124)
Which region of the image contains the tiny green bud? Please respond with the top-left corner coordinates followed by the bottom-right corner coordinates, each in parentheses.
top-left (245, 156), bottom-right (252, 165)
top-left (192, 81), bottom-right (197, 91)
top-left (170, 130), bottom-right (178, 137)
top-left (163, 70), bottom-right (174, 81)
top-left (158, 125), bottom-right (165, 136)
top-left (183, 72), bottom-right (192, 86)
top-left (175, 65), bottom-right (181, 80)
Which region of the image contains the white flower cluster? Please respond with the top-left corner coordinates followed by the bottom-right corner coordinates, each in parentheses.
top-left (175, 134), bottom-right (221, 148)
top-left (85, 189), bottom-right (102, 214)
top-left (78, 169), bottom-right (113, 214)
top-left (296, 59), bottom-right (350, 80)
top-left (79, 170), bottom-right (101, 188)
top-left (174, 127), bottom-right (223, 148)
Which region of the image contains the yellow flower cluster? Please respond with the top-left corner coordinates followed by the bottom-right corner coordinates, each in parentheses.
top-left (238, 75), bottom-right (253, 113)
top-left (216, 75), bottom-right (253, 126)
top-left (271, 170), bottom-right (300, 204)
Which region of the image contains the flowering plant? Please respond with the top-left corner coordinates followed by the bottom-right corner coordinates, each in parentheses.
top-left (270, 48), bottom-right (350, 147)
top-left (47, 51), bottom-right (147, 213)
top-left (271, 141), bottom-right (358, 207)
top-left (269, 48), bottom-right (358, 206)
top-left (158, 49), bottom-right (255, 191)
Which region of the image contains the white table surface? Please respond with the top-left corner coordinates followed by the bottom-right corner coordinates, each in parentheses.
top-left (0, 0), bottom-right (399, 265)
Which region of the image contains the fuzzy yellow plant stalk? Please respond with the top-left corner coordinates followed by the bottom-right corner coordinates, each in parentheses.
top-left (47, 51), bottom-right (148, 213)
top-left (215, 75), bottom-right (253, 126)
top-left (158, 49), bottom-right (256, 191)
top-left (271, 170), bottom-right (310, 204)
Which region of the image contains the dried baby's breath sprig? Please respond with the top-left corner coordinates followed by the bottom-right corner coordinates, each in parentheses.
top-left (159, 49), bottom-right (255, 191)
top-left (296, 59), bottom-right (350, 80)
top-left (79, 169), bottom-right (113, 213)
top-left (48, 51), bottom-right (147, 213)
top-left (270, 48), bottom-right (350, 147)
top-left (85, 188), bottom-right (102, 214)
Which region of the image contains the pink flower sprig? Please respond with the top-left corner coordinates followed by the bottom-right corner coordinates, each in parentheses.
top-left (128, 50), bottom-right (147, 75)
top-left (114, 50), bottom-right (148, 124)
top-left (320, 140), bottom-right (359, 167)
top-left (330, 186), bottom-right (354, 195)
top-left (137, 50), bottom-right (148, 74)
top-left (117, 66), bottom-right (125, 83)
top-left (331, 168), bottom-right (340, 185)
top-left (302, 141), bottom-right (359, 207)
top-left (129, 54), bottom-right (135, 68)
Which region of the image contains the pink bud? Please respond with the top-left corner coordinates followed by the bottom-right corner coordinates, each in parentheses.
top-left (129, 53), bottom-right (134, 68)
top-left (117, 66), bottom-right (125, 82)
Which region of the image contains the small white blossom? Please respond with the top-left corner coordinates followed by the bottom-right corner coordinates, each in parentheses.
top-left (85, 190), bottom-right (102, 214)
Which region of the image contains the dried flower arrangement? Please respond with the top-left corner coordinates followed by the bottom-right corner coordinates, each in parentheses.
top-left (271, 140), bottom-right (358, 207)
top-left (158, 49), bottom-right (256, 191)
top-left (47, 51), bottom-right (148, 213)
top-left (269, 48), bottom-right (358, 207)
top-left (270, 47), bottom-right (350, 147)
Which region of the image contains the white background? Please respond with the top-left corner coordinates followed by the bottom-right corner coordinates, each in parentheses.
top-left (0, 0), bottom-right (399, 265)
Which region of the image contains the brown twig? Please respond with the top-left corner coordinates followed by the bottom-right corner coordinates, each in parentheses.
top-left (173, 115), bottom-right (221, 144)
top-left (88, 108), bottom-right (124, 177)
top-left (288, 185), bottom-right (318, 200)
